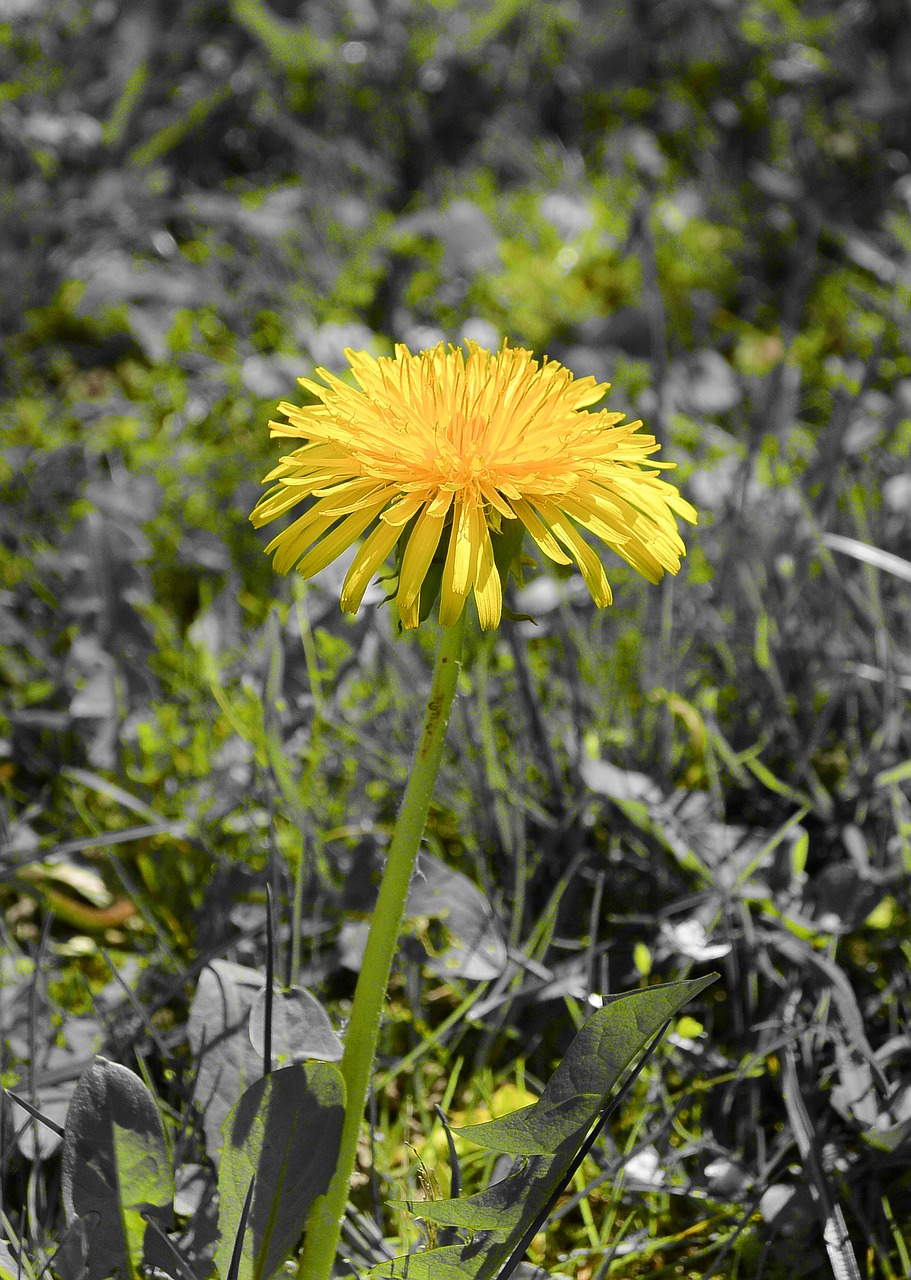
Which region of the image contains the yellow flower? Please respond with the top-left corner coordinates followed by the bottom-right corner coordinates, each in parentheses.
top-left (251, 342), bottom-right (696, 630)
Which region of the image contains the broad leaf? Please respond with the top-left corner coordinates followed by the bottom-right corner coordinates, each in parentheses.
top-left (174, 1163), bottom-right (220, 1271)
top-left (341, 850), bottom-right (507, 981)
top-left (60, 1057), bottom-right (174, 1280)
top-left (364, 977), bottom-right (716, 1279)
top-left (188, 960), bottom-right (266, 1165)
top-left (0, 1236), bottom-right (32, 1280)
top-left (405, 853), bottom-right (507, 981)
top-left (215, 1061), bottom-right (346, 1280)
top-left (249, 984), bottom-right (344, 1064)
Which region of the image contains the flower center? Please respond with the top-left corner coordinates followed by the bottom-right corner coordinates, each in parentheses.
top-left (431, 419), bottom-right (498, 495)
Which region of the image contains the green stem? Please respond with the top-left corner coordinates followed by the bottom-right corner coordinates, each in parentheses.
top-left (297, 610), bottom-right (468, 1280)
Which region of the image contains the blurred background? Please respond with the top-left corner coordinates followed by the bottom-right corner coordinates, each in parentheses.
top-left (3, 1), bottom-right (911, 1276)
top-left (3, 0), bottom-right (911, 384)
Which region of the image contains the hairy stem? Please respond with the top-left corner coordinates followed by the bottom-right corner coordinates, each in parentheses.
top-left (297, 611), bottom-right (468, 1280)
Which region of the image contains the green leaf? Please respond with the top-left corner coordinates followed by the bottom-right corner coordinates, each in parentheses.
top-left (0, 1243), bottom-right (15, 1280)
top-left (405, 852), bottom-right (507, 981)
top-left (215, 1062), bottom-right (346, 1280)
top-left (188, 960), bottom-right (268, 1166)
top-left (248, 984), bottom-right (344, 1065)
top-left (60, 1057), bottom-right (174, 1280)
top-left (365, 977), bottom-right (717, 1280)
top-left (0, 1236), bottom-right (34, 1280)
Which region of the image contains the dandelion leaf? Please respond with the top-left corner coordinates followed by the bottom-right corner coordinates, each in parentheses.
top-left (249, 983), bottom-right (344, 1064)
top-left (60, 1057), bottom-right (174, 1280)
top-left (188, 959), bottom-right (266, 1166)
top-left (215, 1062), bottom-right (345, 1280)
top-left (364, 977), bottom-right (716, 1280)
top-left (405, 852), bottom-right (507, 981)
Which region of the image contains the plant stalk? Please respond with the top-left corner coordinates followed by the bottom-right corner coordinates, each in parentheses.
top-left (297, 610), bottom-right (468, 1280)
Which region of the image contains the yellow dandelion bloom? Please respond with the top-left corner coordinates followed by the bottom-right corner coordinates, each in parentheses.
top-left (251, 342), bottom-right (696, 630)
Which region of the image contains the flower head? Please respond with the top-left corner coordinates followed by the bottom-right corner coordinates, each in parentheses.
top-left (251, 342), bottom-right (696, 629)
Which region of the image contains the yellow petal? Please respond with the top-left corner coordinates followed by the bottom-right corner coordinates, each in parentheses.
top-left (251, 485), bottom-right (309, 526)
top-left (438, 587), bottom-right (469, 629)
top-left (440, 502), bottom-right (478, 625)
top-left (340, 519), bottom-right (403, 613)
top-left (444, 501), bottom-right (475, 598)
top-left (309, 480), bottom-right (396, 517)
top-left (537, 500), bottom-right (612, 607)
top-left (398, 593), bottom-right (422, 629)
top-left (397, 506), bottom-right (448, 610)
top-left (472, 511), bottom-right (502, 630)
top-left (511, 498), bottom-right (572, 566)
top-left (479, 482), bottom-right (515, 520)
top-left (295, 499), bottom-right (388, 579)
top-left (381, 492), bottom-right (427, 528)
top-left (559, 494), bottom-right (631, 549)
top-left (266, 504), bottom-right (341, 575)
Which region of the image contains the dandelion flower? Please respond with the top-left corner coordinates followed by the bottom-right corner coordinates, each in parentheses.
top-left (251, 342), bottom-right (696, 629)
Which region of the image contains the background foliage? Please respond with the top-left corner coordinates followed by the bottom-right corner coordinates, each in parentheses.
top-left (2, 0), bottom-right (911, 1276)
